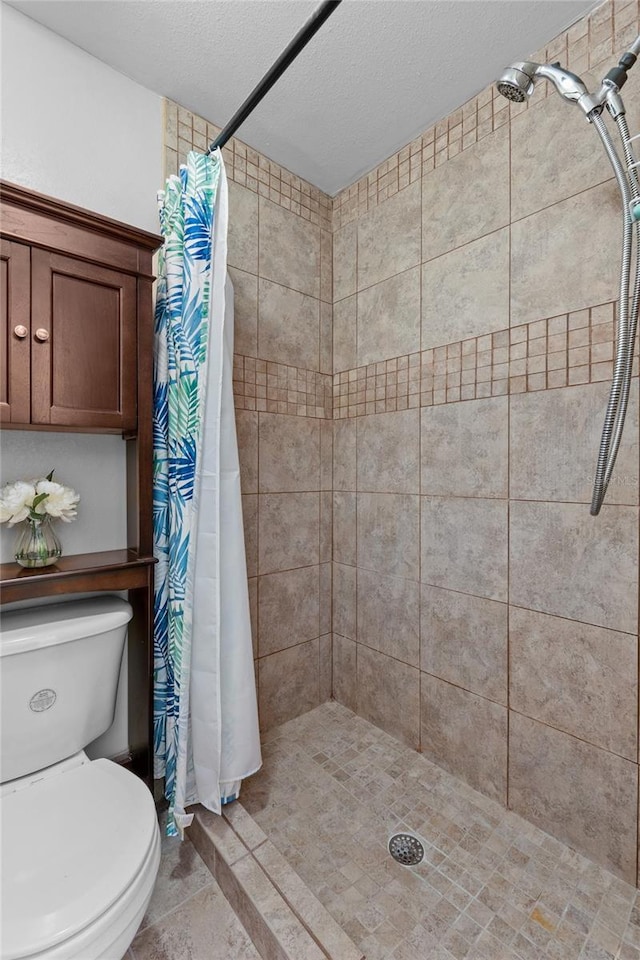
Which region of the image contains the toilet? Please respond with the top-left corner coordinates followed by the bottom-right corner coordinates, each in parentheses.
top-left (0, 596), bottom-right (161, 960)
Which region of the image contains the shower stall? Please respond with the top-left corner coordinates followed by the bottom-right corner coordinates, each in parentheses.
top-left (163, 1), bottom-right (640, 957)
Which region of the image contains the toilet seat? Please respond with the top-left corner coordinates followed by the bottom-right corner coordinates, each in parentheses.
top-left (1, 756), bottom-right (160, 960)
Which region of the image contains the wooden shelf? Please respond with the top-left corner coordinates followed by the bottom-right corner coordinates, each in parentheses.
top-left (0, 549), bottom-right (156, 604)
top-left (1, 182), bottom-right (161, 785)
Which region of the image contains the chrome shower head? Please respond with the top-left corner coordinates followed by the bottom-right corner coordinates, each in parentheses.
top-left (496, 63), bottom-right (536, 102)
top-left (496, 81), bottom-right (527, 102)
top-left (496, 60), bottom-right (591, 112)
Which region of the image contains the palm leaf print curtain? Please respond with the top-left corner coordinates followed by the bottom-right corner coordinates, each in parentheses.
top-left (153, 152), bottom-right (221, 835)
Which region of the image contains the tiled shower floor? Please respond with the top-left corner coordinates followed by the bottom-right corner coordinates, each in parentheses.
top-left (241, 702), bottom-right (640, 960)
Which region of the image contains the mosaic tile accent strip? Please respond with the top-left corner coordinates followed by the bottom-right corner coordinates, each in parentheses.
top-left (233, 354), bottom-right (333, 419)
top-left (332, 0), bottom-right (640, 230)
top-left (163, 100), bottom-right (332, 232)
top-left (161, 2), bottom-right (635, 235)
top-left (332, 302), bottom-right (638, 418)
top-left (242, 701), bottom-right (640, 960)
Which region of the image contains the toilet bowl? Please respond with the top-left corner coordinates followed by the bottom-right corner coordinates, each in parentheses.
top-left (0, 598), bottom-right (161, 960)
top-left (1, 754), bottom-right (161, 960)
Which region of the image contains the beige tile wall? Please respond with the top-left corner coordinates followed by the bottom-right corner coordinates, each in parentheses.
top-left (164, 104), bottom-right (333, 732)
top-left (164, 0), bottom-right (640, 887)
top-left (330, 0), bottom-right (640, 886)
top-left (331, 0), bottom-right (639, 230)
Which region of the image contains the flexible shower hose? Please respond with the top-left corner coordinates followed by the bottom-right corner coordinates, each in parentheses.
top-left (603, 112), bottom-right (640, 490)
top-left (589, 111), bottom-right (639, 514)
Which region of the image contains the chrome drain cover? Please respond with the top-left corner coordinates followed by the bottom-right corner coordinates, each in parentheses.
top-left (389, 833), bottom-right (424, 865)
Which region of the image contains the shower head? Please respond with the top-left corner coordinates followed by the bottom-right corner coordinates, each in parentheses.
top-left (496, 60), bottom-right (591, 112)
top-left (496, 63), bottom-right (536, 102)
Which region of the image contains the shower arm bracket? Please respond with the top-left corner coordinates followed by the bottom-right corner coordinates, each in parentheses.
top-left (583, 47), bottom-right (640, 119)
top-left (604, 88), bottom-right (626, 120)
top-left (581, 83), bottom-right (626, 121)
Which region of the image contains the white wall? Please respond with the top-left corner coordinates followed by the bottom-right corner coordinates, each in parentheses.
top-left (0, 4), bottom-right (163, 758)
top-left (0, 3), bottom-right (163, 231)
top-left (0, 432), bottom-right (129, 563)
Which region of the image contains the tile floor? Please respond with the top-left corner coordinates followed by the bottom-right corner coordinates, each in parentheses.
top-left (128, 813), bottom-right (260, 960)
top-left (240, 701), bottom-right (640, 960)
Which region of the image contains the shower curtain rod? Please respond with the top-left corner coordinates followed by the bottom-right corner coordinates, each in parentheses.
top-left (207, 0), bottom-right (342, 154)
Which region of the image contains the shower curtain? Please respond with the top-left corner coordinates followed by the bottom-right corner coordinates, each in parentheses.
top-left (153, 150), bottom-right (261, 836)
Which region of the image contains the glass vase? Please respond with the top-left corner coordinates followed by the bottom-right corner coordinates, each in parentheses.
top-left (14, 517), bottom-right (62, 568)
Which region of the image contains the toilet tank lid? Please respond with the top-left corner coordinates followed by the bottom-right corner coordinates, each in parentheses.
top-left (0, 597), bottom-right (133, 656)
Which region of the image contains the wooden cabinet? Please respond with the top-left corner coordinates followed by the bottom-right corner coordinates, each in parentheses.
top-left (0, 181), bottom-right (162, 784)
top-left (1, 238), bottom-right (30, 423)
top-left (0, 181), bottom-right (159, 433)
top-left (31, 250), bottom-right (138, 429)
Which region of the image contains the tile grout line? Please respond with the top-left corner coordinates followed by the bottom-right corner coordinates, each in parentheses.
top-left (255, 189), bottom-right (262, 723)
top-left (637, 278), bottom-right (640, 888)
top-left (133, 852), bottom-right (223, 950)
top-left (506, 84), bottom-right (512, 814)
top-left (317, 435), bottom-right (321, 708)
top-left (419, 153), bottom-right (424, 755)
top-left (354, 213), bottom-right (360, 718)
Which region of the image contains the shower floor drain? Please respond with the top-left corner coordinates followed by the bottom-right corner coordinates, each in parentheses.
top-left (389, 833), bottom-right (424, 866)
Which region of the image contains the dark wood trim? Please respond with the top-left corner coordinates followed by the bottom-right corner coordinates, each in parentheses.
top-left (1, 204), bottom-right (155, 278)
top-left (1, 422), bottom-right (128, 434)
top-left (0, 550), bottom-right (156, 604)
top-left (127, 575), bottom-right (155, 785)
top-left (116, 745), bottom-right (152, 783)
top-left (133, 275), bottom-right (155, 555)
top-left (0, 180), bottom-right (162, 251)
top-left (0, 238), bottom-right (31, 424)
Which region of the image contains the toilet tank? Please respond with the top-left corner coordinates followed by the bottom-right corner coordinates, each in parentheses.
top-left (0, 596), bottom-right (133, 784)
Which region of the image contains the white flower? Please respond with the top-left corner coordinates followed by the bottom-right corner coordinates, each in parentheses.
top-left (0, 472), bottom-right (80, 526)
top-left (35, 480), bottom-right (80, 522)
top-left (0, 481), bottom-right (37, 525)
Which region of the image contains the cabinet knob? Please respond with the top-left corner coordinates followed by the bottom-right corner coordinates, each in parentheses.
top-left (34, 328), bottom-right (50, 342)
top-left (13, 325), bottom-right (28, 339)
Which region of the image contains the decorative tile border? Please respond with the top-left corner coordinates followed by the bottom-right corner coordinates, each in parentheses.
top-left (332, 0), bottom-right (638, 230)
top-left (163, 100), bottom-right (332, 232)
top-left (333, 302), bottom-right (638, 417)
top-left (232, 301), bottom-right (634, 420)
top-left (161, 1), bottom-right (636, 236)
top-left (233, 355), bottom-right (333, 419)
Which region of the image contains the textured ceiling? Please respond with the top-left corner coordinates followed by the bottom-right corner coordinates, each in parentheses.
top-left (8, 0), bottom-right (595, 194)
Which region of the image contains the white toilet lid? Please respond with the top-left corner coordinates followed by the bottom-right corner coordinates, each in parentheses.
top-left (1, 758), bottom-right (158, 959)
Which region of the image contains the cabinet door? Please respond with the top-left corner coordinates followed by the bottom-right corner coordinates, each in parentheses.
top-left (31, 250), bottom-right (137, 430)
top-left (0, 239), bottom-right (31, 424)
